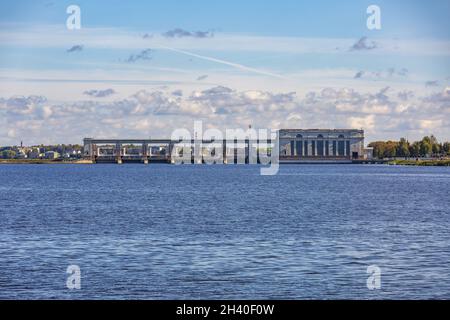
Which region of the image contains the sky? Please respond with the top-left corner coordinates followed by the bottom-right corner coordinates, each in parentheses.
top-left (0, 0), bottom-right (449, 145)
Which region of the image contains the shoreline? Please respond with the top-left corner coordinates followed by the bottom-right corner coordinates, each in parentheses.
top-left (0, 159), bottom-right (93, 164)
top-left (1, 159), bottom-right (449, 166)
top-left (388, 159), bottom-right (450, 166)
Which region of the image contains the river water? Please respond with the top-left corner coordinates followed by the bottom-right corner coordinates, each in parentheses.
top-left (0, 164), bottom-right (449, 299)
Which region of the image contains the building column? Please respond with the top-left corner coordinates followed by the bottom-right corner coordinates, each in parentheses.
top-left (223, 140), bottom-right (228, 164)
top-left (88, 144), bottom-right (94, 160)
top-left (142, 144), bottom-right (148, 164)
top-left (166, 143), bottom-right (172, 163)
top-left (347, 140), bottom-right (351, 158)
top-left (343, 140), bottom-right (347, 157)
top-left (245, 139), bottom-right (250, 163)
top-left (115, 143), bottom-right (122, 164)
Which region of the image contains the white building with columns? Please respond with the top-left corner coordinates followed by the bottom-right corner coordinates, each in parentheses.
top-left (279, 129), bottom-right (366, 162)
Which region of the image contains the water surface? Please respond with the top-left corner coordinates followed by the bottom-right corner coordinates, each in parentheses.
top-left (0, 164), bottom-right (449, 299)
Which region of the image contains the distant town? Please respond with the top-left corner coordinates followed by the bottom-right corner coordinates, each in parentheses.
top-left (0, 143), bottom-right (83, 161)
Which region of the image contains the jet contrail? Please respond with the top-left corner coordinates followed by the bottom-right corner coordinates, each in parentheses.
top-left (155, 44), bottom-right (286, 79)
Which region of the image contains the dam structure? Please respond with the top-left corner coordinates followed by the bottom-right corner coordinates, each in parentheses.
top-left (83, 138), bottom-right (273, 164)
top-left (83, 129), bottom-right (372, 164)
top-left (279, 129), bottom-right (370, 163)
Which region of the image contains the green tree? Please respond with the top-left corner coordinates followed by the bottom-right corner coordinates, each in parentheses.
top-left (397, 138), bottom-right (410, 158)
top-left (432, 143), bottom-right (441, 155)
top-left (383, 141), bottom-right (398, 158)
top-left (420, 137), bottom-right (432, 156)
top-left (368, 141), bottom-right (386, 159)
top-left (443, 142), bottom-right (450, 155)
top-left (409, 142), bottom-right (421, 158)
top-left (1, 150), bottom-right (16, 159)
top-left (429, 135), bottom-right (440, 155)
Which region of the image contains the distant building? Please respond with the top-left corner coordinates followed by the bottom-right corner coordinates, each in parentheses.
top-left (279, 129), bottom-right (365, 162)
top-left (16, 150), bottom-right (27, 159)
top-left (44, 151), bottom-right (60, 159)
top-left (363, 147), bottom-right (374, 160)
top-left (29, 148), bottom-right (42, 159)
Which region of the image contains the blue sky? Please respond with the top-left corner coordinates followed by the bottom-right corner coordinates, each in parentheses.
top-left (0, 0), bottom-right (449, 144)
top-left (2, 0), bottom-right (450, 38)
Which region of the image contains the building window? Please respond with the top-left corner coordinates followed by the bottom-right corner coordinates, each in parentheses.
top-left (304, 140), bottom-right (308, 156)
top-left (311, 140), bottom-right (316, 156)
top-left (346, 140), bottom-right (350, 156)
top-left (296, 141), bottom-right (303, 157)
top-left (317, 140), bottom-right (324, 156)
top-left (333, 141), bottom-right (337, 156)
top-left (338, 141), bottom-right (345, 156)
top-left (325, 141), bottom-right (329, 156)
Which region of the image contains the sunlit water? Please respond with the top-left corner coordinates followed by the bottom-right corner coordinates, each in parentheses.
top-left (0, 164), bottom-right (449, 299)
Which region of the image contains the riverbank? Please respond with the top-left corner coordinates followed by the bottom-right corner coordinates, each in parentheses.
top-left (1, 158), bottom-right (449, 166)
top-left (388, 159), bottom-right (450, 166)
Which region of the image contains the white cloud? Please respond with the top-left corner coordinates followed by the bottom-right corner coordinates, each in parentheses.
top-left (7, 128), bottom-right (16, 138)
top-left (419, 119), bottom-right (443, 129)
top-left (1, 86), bottom-right (449, 145)
top-left (348, 115), bottom-right (375, 131)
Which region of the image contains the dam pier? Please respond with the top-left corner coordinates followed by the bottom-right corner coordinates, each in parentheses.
top-left (83, 138), bottom-right (274, 164)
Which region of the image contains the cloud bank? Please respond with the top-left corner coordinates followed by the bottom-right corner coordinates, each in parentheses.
top-left (1, 86), bottom-right (449, 144)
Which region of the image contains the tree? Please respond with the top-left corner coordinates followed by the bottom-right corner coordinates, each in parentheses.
top-left (397, 138), bottom-right (410, 158)
top-left (443, 142), bottom-right (450, 155)
top-left (409, 141), bottom-right (421, 158)
top-left (369, 136), bottom-right (447, 159)
top-left (1, 150), bottom-right (16, 159)
top-left (432, 143), bottom-right (441, 156)
top-left (429, 135), bottom-right (438, 146)
top-left (429, 135), bottom-right (441, 155)
top-left (420, 137), bottom-right (432, 156)
top-left (368, 141), bottom-right (386, 159)
top-left (383, 141), bottom-right (398, 158)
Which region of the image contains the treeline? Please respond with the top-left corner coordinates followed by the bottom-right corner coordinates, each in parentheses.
top-left (369, 136), bottom-right (450, 159)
